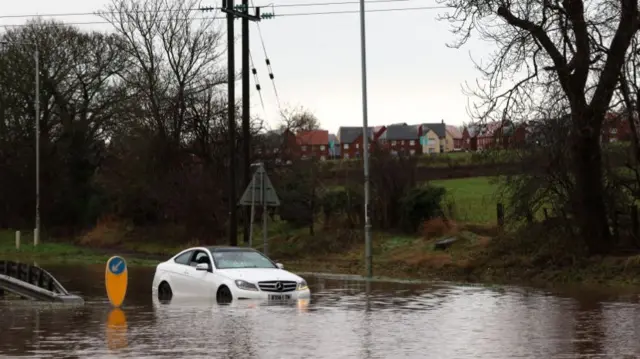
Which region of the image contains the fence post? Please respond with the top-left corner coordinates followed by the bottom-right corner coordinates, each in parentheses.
top-left (497, 203), bottom-right (504, 228)
top-left (15, 231), bottom-right (20, 250)
top-left (33, 228), bottom-right (39, 246)
top-left (613, 211), bottom-right (619, 242)
top-left (632, 205), bottom-right (639, 242)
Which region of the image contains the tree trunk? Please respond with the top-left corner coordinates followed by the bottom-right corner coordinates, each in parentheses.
top-left (571, 114), bottom-right (611, 254)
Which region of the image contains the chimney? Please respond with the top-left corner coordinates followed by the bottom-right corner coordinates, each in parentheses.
top-left (441, 119), bottom-right (444, 124)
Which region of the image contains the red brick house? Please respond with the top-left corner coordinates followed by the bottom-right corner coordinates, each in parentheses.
top-left (296, 130), bottom-right (330, 160)
top-left (462, 121), bottom-right (527, 151)
top-left (376, 123), bottom-right (421, 155)
top-left (601, 112), bottom-right (634, 143)
top-left (336, 126), bottom-right (385, 159)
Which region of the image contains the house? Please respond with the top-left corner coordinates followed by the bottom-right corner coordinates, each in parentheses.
top-left (377, 124), bottom-right (421, 155)
top-left (446, 125), bottom-right (464, 150)
top-left (421, 127), bottom-right (441, 154)
top-left (254, 129), bottom-right (298, 164)
top-left (602, 112), bottom-right (634, 143)
top-left (417, 120), bottom-right (452, 152)
top-left (337, 126), bottom-right (383, 159)
top-left (296, 130), bottom-right (329, 160)
top-left (462, 121), bottom-right (527, 151)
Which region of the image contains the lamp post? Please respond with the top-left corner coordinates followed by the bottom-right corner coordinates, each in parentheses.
top-left (358, 0), bottom-right (372, 278)
top-left (1, 41), bottom-right (40, 245)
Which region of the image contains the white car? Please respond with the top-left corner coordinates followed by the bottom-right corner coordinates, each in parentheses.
top-left (151, 246), bottom-right (311, 303)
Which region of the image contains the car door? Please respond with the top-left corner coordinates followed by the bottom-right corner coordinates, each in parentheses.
top-left (170, 250), bottom-right (195, 295)
top-left (186, 250), bottom-right (216, 297)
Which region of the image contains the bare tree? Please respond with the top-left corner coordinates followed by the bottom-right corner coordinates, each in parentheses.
top-left (278, 106), bottom-right (320, 133)
top-left (439, 0), bottom-right (640, 253)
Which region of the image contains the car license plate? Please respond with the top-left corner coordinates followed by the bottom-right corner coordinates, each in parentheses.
top-left (268, 294), bottom-right (291, 301)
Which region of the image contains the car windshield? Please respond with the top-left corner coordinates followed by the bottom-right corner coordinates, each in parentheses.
top-left (212, 251), bottom-right (276, 269)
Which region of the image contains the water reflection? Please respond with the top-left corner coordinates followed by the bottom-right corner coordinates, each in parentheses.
top-left (3, 266), bottom-right (640, 358)
top-left (105, 308), bottom-right (127, 351)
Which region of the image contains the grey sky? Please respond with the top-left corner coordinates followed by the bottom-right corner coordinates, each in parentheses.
top-left (2, 0), bottom-right (493, 134)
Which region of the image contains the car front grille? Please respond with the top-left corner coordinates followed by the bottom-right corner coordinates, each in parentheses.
top-left (258, 280), bottom-right (297, 292)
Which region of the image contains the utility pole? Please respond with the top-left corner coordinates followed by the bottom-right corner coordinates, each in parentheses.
top-left (34, 46), bottom-right (40, 246)
top-left (241, 0), bottom-right (251, 247)
top-left (358, 0), bottom-right (372, 278)
top-left (221, 0), bottom-right (261, 247)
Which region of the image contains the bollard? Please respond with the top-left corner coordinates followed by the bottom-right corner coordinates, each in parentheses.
top-left (33, 228), bottom-right (39, 246)
top-left (15, 231), bottom-right (20, 250)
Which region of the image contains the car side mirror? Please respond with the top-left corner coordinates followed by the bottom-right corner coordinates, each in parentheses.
top-left (276, 263), bottom-right (284, 269)
top-left (196, 263), bottom-right (210, 271)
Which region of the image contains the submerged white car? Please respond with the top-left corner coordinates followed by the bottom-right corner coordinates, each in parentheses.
top-left (151, 246), bottom-right (311, 303)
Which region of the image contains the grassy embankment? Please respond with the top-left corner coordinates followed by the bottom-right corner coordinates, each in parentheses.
top-left (4, 174), bottom-right (640, 288)
top-left (0, 230), bottom-right (159, 266)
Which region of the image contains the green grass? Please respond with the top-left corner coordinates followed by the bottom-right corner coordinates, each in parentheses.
top-left (0, 229), bottom-right (158, 266)
top-left (431, 176), bottom-right (500, 224)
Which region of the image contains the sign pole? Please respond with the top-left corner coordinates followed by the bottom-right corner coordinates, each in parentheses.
top-left (262, 168), bottom-right (268, 256)
top-left (249, 173), bottom-right (256, 247)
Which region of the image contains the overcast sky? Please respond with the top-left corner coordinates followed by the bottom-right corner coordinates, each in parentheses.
top-left (1, 0), bottom-right (494, 134)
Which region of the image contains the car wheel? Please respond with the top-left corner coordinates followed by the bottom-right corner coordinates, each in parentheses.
top-left (158, 281), bottom-right (173, 302)
top-left (216, 285), bottom-right (232, 304)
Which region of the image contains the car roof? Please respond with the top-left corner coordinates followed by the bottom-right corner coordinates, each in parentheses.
top-left (205, 246), bottom-right (259, 253)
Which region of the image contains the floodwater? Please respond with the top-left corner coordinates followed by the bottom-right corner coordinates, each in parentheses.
top-left (2, 266), bottom-right (640, 358)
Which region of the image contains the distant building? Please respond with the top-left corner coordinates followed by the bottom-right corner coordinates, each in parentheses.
top-left (377, 123), bottom-right (421, 156)
top-left (295, 130), bottom-right (329, 161)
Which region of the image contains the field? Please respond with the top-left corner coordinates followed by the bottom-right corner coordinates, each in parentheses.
top-left (430, 176), bottom-right (500, 224)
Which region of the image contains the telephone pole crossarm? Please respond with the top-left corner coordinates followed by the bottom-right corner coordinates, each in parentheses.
top-left (220, 1), bottom-right (262, 21)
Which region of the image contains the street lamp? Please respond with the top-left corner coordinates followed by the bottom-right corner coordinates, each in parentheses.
top-left (358, 0), bottom-right (372, 277)
top-left (1, 41), bottom-right (40, 246)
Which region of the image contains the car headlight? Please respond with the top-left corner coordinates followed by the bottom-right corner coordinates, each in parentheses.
top-left (235, 280), bottom-right (258, 291)
top-left (296, 280), bottom-right (308, 291)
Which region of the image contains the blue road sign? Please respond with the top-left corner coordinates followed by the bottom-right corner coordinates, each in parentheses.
top-left (107, 256), bottom-right (126, 275)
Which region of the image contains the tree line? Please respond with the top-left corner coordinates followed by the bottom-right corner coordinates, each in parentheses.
top-left (0, 0), bottom-right (264, 240)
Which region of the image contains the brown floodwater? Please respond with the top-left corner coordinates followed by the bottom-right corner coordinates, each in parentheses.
top-left (2, 264), bottom-right (640, 358)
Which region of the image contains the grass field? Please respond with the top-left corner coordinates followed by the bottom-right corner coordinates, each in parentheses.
top-left (431, 176), bottom-right (500, 224)
top-left (0, 230), bottom-right (157, 265)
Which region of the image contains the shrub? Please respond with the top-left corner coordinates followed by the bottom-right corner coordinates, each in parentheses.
top-left (399, 186), bottom-right (447, 233)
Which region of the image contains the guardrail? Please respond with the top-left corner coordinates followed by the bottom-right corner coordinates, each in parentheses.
top-left (0, 260), bottom-right (83, 304)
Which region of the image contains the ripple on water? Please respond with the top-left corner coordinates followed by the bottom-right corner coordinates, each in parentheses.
top-left (2, 268), bottom-right (640, 358)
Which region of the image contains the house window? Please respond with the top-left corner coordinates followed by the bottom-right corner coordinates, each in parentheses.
top-left (400, 140), bottom-right (404, 145)
top-left (356, 143), bottom-right (360, 149)
top-left (611, 128), bottom-right (618, 134)
top-left (409, 140), bottom-right (415, 146)
top-left (409, 149), bottom-right (415, 155)
top-left (344, 154), bottom-right (350, 159)
top-left (391, 141), bottom-right (397, 146)
top-left (429, 137), bottom-right (437, 142)
top-left (320, 145), bottom-right (326, 150)
top-left (429, 148), bottom-right (435, 153)
top-left (301, 145), bottom-right (307, 151)
top-left (320, 155), bottom-right (326, 161)
top-left (344, 144), bottom-right (349, 149)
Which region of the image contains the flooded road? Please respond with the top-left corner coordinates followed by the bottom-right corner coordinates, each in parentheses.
top-left (2, 265), bottom-right (640, 358)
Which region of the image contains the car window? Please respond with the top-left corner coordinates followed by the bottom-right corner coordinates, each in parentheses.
top-left (174, 250), bottom-right (193, 265)
top-left (212, 251), bottom-right (276, 269)
top-left (190, 251), bottom-right (211, 267)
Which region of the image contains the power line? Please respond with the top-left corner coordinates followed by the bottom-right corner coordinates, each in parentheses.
top-left (251, 0), bottom-right (283, 112)
top-left (0, 6), bottom-right (448, 27)
top-left (0, 0), bottom-right (427, 20)
top-left (249, 50), bottom-right (267, 114)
